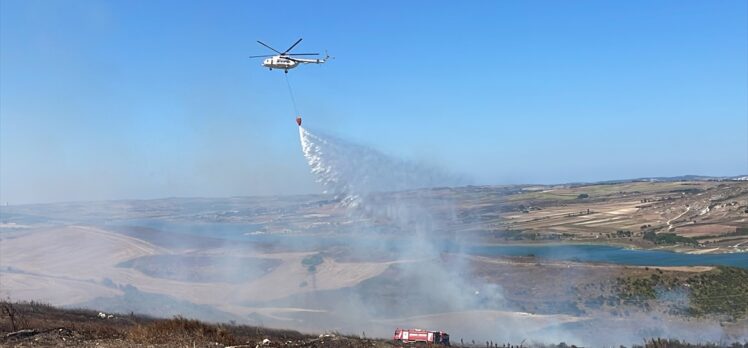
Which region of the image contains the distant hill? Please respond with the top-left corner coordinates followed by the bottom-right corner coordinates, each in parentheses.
top-left (567, 174), bottom-right (748, 187)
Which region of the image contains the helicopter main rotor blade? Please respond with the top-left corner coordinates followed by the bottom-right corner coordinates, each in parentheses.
top-left (257, 40), bottom-right (282, 54)
top-left (248, 54), bottom-right (276, 58)
top-left (283, 38), bottom-right (303, 54)
top-left (286, 53), bottom-right (319, 56)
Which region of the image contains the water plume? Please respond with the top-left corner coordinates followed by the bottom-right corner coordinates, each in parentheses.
top-left (299, 126), bottom-right (461, 207)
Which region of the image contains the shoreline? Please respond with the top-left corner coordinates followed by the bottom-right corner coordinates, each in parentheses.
top-left (466, 238), bottom-right (748, 255)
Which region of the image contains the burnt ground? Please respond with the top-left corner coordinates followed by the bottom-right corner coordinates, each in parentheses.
top-left (0, 301), bottom-right (389, 348)
top-left (1, 301), bottom-right (746, 348)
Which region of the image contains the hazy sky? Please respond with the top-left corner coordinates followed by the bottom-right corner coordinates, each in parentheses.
top-left (1, 0), bottom-right (747, 204)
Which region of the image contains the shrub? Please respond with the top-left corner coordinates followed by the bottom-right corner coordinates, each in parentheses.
top-left (643, 232), bottom-right (698, 245)
top-left (128, 316), bottom-right (238, 345)
top-left (302, 253), bottom-right (324, 273)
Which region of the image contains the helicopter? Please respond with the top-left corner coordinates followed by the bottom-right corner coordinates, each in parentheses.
top-left (249, 38), bottom-right (329, 73)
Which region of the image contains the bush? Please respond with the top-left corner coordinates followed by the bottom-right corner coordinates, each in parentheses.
top-left (302, 253), bottom-right (324, 273)
top-left (643, 232), bottom-right (698, 245)
top-left (689, 267), bottom-right (748, 319)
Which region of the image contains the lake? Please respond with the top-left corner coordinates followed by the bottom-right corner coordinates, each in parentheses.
top-left (467, 244), bottom-right (748, 268)
top-left (118, 220), bottom-right (748, 269)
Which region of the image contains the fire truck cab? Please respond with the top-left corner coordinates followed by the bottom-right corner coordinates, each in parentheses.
top-left (393, 328), bottom-right (450, 346)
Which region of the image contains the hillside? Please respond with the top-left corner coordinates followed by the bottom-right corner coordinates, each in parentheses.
top-left (3, 180), bottom-right (746, 254)
top-left (0, 301), bottom-right (387, 348)
top-left (1, 301), bottom-right (745, 348)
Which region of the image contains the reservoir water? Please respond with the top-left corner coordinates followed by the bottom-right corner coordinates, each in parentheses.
top-left (467, 244), bottom-right (748, 269)
top-left (118, 220), bottom-right (748, 269)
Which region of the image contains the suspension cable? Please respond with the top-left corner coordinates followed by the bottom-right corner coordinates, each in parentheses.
top-left (284, 73), bottom-right (300, 116)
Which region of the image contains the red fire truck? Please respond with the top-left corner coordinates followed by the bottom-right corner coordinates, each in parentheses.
top-left (393, 328), bottom-right (450, 346)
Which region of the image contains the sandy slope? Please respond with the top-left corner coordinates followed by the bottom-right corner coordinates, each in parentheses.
top-left (0, 226), bottom-right (393, 317)
top-left (0, 225), bottom-right (165, 304)
top-left (0, 272), bottom-right (122, 305)
top-left (0, 226), bottom-right (166, 277)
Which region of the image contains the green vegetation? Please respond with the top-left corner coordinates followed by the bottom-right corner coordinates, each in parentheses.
top-left (615, 267), bottom-right (748, 319)
top-left (643, 231), bottom-right (699, 245)
top-left (301, 253), bottom-right (324, 273)
top-left (614, 275), bottom-right (677, 313)
top-left (492, 230), bottom-right (565, 241)
top-left (615, 230), bottom-right (632, 238)
top-left (493, 230), bottom-right (525, 240)
top-left (576, 193), bottom-right (589, 199)
top-left (616, 275), bottom-right (659, 306)
top-left (688, 267), bottom-right (748, 319)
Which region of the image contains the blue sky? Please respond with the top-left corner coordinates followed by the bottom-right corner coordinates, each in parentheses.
top-left (1, 0), bottom-right (746, 204)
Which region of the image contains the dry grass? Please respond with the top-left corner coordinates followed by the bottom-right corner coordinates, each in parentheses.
top-left (127, 316), bottom-right (238, 345)
top-left (0, 301), bottom-right (743, 347)
top-left (0, 300), bottom-right (313, 346)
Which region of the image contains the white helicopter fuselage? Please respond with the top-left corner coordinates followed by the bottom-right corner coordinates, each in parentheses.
top-left (262, 55), bottom-right (326, 71)
top-left (263, 56), bottom-right (298, 70)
